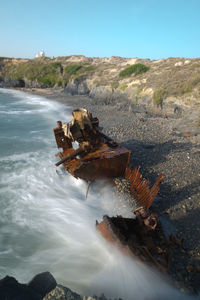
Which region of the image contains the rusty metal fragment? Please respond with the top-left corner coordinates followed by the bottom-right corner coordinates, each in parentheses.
top-left (125, 166), bottom-right (164, 210)
top-left (96, 212), bottom-right (169, 273)
top-left (53, 108), bottom-right (131, 181)
top-left (53, 108), bottom-right (169, 272)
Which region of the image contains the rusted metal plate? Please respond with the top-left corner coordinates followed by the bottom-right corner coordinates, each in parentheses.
top-left (53, 127), bottom-right (72, 150)
top-left (125, 166), bottom-right (164, 210)
top-left (96, 215), bottom-right (169, 273)
top-left (62, 144), bottom-right (131, 181)
top-left (54, 109), bottom-right (169, 272)
top-left (53, 110), bottom-right (131, 181)
top-left (53, 109), bottom-right (163, 199)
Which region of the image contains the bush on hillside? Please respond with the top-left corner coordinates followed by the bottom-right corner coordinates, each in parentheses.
top-left (111, 81), bottom-right (119, 89)
top-left (119, 63), bottom-right (150, 78)
top-left (5, 61), bottom-right (63, 87)
top-left (84, 65), bottom-right (96, 72)
top-left (153, 89), bottom-right (166, 107)
top-left (37, 73), bottom-right (59, 87)
top-left (50, 62), bottom-right (63, 73)
top-left (64, 64), bottom-right (83, 75)
top-left (120, 84), bottom-right (128, 91)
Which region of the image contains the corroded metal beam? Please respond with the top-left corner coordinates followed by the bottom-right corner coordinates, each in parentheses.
top-left (125, 166), bottom-right (164, 210)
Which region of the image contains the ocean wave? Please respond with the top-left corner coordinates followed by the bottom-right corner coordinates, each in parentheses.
top-left (0, 151), bottom-right (42, 162)
top-left (0, 110), bottom-right (33, 115)
top-left (0, 89), bottom-right (72, 121)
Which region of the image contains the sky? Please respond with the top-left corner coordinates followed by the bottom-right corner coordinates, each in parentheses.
top-left (0, 0), bottom-right (200, 59)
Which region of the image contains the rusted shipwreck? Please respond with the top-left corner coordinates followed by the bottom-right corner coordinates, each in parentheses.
top-left (54, 108), bottom-right (131, 181)
top-left (53, 108), bottom-right (172, 273)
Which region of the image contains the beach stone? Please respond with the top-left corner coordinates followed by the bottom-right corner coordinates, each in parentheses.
top-left (64, 77), bottom-right (89, 96)
top-left (0, 276), bottom-right (40, 300)
top-left (183, 132), bottom-right (197, 137)
top-left (43, 285), bottom-right (82, 300)
top-left (28, 272), bottom-right (57, 298)
top-left (186, 265), bottom-right (195, 272)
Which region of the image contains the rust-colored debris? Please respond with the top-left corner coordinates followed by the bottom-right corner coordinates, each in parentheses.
top-left (54, 108), bottom-right (131, 181)
top-left (125, 166), bottom-right (164, 210)
top-left (182, 131), bottom-right (197, 137)
top-left (96, 211), bottom-right (170, 273)
top-left (53, 108), bottom-right (168, 272)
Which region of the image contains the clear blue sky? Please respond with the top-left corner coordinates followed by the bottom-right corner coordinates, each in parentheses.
top-left (1, 0), bottom-right (199, 59)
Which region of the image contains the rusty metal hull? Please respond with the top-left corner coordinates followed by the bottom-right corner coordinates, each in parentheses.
top-left (61, 143), bottom-right (131, 181)
top-left (53, 110), bottom-right (169, 272)
top-left (96, 215), bottom-right (169, 273)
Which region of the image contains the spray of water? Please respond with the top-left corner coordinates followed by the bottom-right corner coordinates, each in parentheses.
top-left (0, 89), bottom-right (194, 300)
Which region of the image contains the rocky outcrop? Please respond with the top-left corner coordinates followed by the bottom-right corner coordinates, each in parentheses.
top-left (0, 272), bottom-right (116, 300)
top-left (0, 272), bottom-right (56, 300)
top-left (0, 78), bottom-right (25, 88)
top-left (28, 272), bottom-right (57, 299)
top-left (43, 285), bottom-right (82, 300)
top-left (64, 76), bottom-right (89, 95)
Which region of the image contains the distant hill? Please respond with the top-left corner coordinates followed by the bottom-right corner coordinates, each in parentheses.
top-left (0, 55), bottom-right (200, 109)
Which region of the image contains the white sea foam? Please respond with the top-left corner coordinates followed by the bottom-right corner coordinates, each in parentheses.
top-left (0, 88), bottom-right (71, 120)
top-left (0, 110), bottom-right (33, 115)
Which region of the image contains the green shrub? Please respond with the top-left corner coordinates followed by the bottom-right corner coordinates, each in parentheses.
top-left (65, 64), bottom-right (83, 75)
top-left (37, 73), bottom-right (59, 87)
top-left (6, 65), bottom-right (23, 80)
top-left (120, 84), bottom-right (128, 91)
top-left (50, 62), bottom-right (62, 68)
top-left (5, 61), bottom-right (63, 87)
top-left (136, 88), bottom-right (141, 95)
top-left (153, 89), bottom-right (166, 107)
top-left (50, 62), bottom-right (63, 73)
top-left (84, 65), bottom-right (96, 72)
top-left (119, 63), bottom-right (150, 78)
top-left (111, 81), bottom-right (119, 89)
top-left (61, 79), bottom-right (68, 87)
top-left (57, 80), bottom-right (63, 87)
top-left (93, 80), bottom-right (100, 87)
top-left (184, 84), bottom-right (192, 93)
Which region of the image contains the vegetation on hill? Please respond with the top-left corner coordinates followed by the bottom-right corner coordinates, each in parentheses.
top-left (4, 61), bottom-right (62, 87)
top-left (119, 63), bottom-right (150, 77)
top-left (0, 56), bottom-right (200, 108)
top-left (65, 64), bottom-right (83, 75)
top-left (2, 60), bottom-right (96, 87)
top-left (64, 64), bottom-right (96, 75)
top-left (153, 89), bottom-right (166, 107)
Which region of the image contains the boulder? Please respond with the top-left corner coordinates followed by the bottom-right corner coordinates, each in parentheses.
top-left (65, 77), bottom-right (89, 95)
top-left (0, 78), bottom-right (25, 88)
top-left (28, 272), bottom-right (57, 298)
top-left (43, 285), bottom-right (81, 300)
top-left (0, 276), bottom-right (39, 300)
top-left (0, 272), bottom-right (56, 300)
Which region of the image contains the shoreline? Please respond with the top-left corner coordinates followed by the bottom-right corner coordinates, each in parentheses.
top-left (6, 88), bottom-right (200, 246)
top-left (1, 87), bottom-right (200, 294)
top-left (22, 87), bottom-right (200, 292)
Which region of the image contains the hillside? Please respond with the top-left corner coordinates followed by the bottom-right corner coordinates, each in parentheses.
top-left (0, 55), bottom-right (200, 111)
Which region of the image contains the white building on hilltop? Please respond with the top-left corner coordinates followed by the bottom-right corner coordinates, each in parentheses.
top-left (35, 50), bottom-right (45, 58)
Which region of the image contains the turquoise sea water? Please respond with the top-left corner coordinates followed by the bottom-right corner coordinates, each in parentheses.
top-left (0, 89), bottom-right (192, 300)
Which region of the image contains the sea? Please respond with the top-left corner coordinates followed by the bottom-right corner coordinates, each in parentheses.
top-left (0, 88), bottom-right (193, 300)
